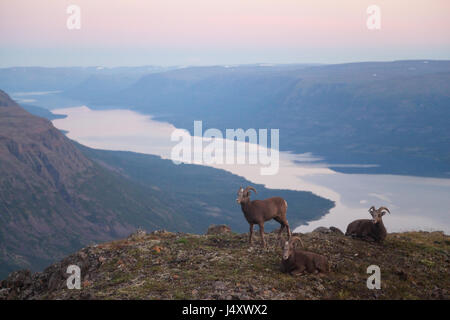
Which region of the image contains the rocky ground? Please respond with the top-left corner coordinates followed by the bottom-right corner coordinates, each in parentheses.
top-left (0, 227), bottom-right (448, 300)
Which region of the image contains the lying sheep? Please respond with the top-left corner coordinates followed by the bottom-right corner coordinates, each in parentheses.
top-left (345, 206), bottom-right (390, 243)
top-left (281, 236), bottom-right (329, 275)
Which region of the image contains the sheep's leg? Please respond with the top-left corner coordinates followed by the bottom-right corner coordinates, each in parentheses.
top-left (273, 217), bottom-right (283, 237)
top-left (276, 217), bottom-right (292, 240)
top-left (259, 223), bottom-right (266, 247)
top-left (285, 223), bottom-right (291, 239)
top-left (249, 224), bottom-right (254, 245)
top-left (363, 236), bottom-right (376, 242)
top-left (275, 217), bottom-right (290, 240)
top-left (291, 268), bottom-right (305, 276)
top-left (317, 267), bottom-right (328, 275)
top-left (278, 225), bottom-right (285, 238)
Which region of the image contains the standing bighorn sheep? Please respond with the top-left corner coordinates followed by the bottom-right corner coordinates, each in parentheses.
top-left (236, 186), bottom-right (291, 247)
top-left (281, 236), bottom-right (329, 275)
top-left (345, 206), bottom-right (391, 243)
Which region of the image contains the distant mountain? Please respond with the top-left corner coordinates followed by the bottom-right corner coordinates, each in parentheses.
top-left (0, 67), bottom-right (96, 92)
top-left (73, 61), bottom-right (450, 177)
top-left (0, 66), bottom-right (187, 92)
top-left (0, 90), bottom-right (333, 279)
top-left (20, 104), bottom-right (66, 120)
top-left (62, 73), bottom-right (159, 102)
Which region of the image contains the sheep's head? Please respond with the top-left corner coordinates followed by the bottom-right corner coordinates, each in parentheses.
top-left (282, 236), bottom-right (304, 260)
top-left (369, 206), bottom-right (390, 224)
top-left (236, 186), bottom-right (256, 204)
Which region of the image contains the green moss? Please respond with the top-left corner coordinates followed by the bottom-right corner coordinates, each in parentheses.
top-left (110, 272), bottom-right (133, 285)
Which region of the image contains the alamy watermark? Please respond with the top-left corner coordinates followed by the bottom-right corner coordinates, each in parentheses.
top-left (170, 121), bottom-right (280, 175)
top-left (366, 5), bottom-right (381, 30)
top-left (67, 5), bottom-right (81, 30)
top-left (66, 265), bottom-right (81, 289)
top-left (367, 265), bottom-right (381, 289)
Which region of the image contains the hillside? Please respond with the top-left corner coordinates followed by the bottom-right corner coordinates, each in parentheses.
top-left (0, 90), bottom-right (333, 279)
top-left (1, 228), bottom-right (448, 300)
top-left (0, 90), bottom-right (188, 277)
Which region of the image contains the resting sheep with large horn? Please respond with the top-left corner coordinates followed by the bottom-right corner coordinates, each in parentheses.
top-left (345, 206), bottom-right (391, 243)
top-left (236, 186), bottom-right (291, 247)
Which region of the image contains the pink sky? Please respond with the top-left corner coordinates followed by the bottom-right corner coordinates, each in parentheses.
top-left (1, 0), bottom-right (449, 66)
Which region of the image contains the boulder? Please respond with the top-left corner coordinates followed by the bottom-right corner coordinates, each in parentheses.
top-left (329, 226), bottom-right (344, 235)
top-left (206, 224), bottom-right (231, 235)
top-left (312, 227), bottom-right (331, 234)
top-left (128, 228), bottom-right (147, 240)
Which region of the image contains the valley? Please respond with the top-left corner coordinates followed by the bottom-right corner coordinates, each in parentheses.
top-left (0, 90), bottom-right (333, 278)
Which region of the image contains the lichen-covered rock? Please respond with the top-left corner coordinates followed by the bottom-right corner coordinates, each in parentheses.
top-left (312, 227), bottom-right (331, 234)
top-left (128, 228), bottom-right (147, 241)
top-left (329, 226), bottom-right (344, 235)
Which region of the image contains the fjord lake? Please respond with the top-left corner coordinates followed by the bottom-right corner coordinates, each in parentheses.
top-left (52, 105), bottom-right (450, 234)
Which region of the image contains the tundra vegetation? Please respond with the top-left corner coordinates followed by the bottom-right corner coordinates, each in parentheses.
top-left (1, 229), bottom-right (448, 300)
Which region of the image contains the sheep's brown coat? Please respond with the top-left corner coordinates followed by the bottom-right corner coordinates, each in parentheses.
top-left (345, 206), bottom-right (390, 243)
top-left (281, 238), bottom-right (329, 275)
top-left (236, 186), bottom-right (291, 247)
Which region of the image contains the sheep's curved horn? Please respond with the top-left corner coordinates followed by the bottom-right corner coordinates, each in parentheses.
top-left (290, 236), bottom-right (304, 248)
top-left (368, 206), bottom-right (375, 213)
top-left (244, 186), bottom-right (257, 195)
top-left (378, 206), bottom-right (390, 214)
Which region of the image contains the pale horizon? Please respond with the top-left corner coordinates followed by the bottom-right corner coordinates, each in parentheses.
top-left (1, 0), bottom-right (450, 67)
